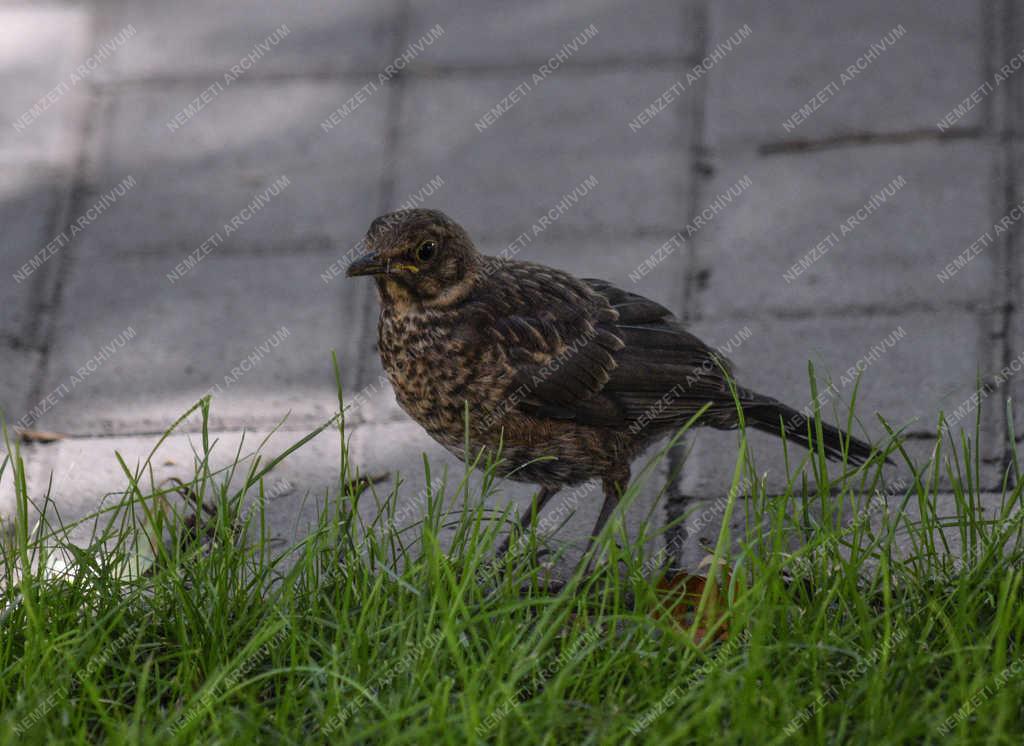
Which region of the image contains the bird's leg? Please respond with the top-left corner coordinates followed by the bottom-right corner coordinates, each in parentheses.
top-left (583, 470), bottom-right (630, 574)
top-left (496, 485), bottom-right (559, 558)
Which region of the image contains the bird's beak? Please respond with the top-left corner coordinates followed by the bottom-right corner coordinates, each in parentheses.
top-left (346, 251), bottom-right (386, 277)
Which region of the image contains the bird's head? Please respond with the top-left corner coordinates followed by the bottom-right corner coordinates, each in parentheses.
top-left (346, 208), bottom-right (481, 309)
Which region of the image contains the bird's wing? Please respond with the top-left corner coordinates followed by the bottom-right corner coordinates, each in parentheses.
top-left (580, 278), bottom-right (746, 429)
top-left (463, 262), bottom-right (745, 430)
top-left (460, 262), bottom-right (625, 420)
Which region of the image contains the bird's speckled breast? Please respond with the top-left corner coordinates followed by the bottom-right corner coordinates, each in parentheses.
top-left (378, 306), bottom-right (508, 453)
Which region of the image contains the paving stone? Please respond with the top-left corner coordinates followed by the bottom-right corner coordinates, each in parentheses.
top-left (1012, 14), bottom-right (1024, 134)
top-left (25, 251), bottom-right (371, 436)
top-left (15, 429), bottom-right (1008, 580)
top-left (670, 491), bottom-right (1012, 572)
top-left (0, 5), bottom-right (91, 165)
top-left (695, 140), bottom-right (998, 317)
top-left (1011, 355), bottom-right (1024, 449)
top-left (394, 68), bottom-right (693, 241)
top-left (0, 341), bottom-right (40, 434)
top-left (0, 163), bottom-right (65, 343)
top-left (405, 0), bottom-right (697, 68)
top-left (1008, 159), bottom-right (1024, 443)
top-left (679, 427), bottom-right (1006, 503)
top-left (0, 437), bottom-right (51, 537)
top-left (0, 343), bottom-right (45, 523)
top-left (79, 79), bottom-right (391, 257)
top-left (93, 0), bottom-right (400, 79)
top-left (875, 492), bottom-right (1016, 565)
top-left (706, 0), bottom-right (983, 147)
top-left (8, 428), bottom-right (344, 555)
top-left (673, 311), bottom-right (1004, 497)
top-left (690, 310), bottom-right (1001, 440)
top-left (13, 421), bottom-right (671, 579)
top-left (894, 435), bottom-right (1008, 492)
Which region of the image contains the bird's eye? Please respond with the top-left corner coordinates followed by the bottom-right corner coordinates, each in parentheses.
top-left (416, 240), bottom-right (437, 262)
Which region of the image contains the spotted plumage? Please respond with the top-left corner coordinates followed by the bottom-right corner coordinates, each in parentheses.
top-left (348, 208), bottom-right (879, 561)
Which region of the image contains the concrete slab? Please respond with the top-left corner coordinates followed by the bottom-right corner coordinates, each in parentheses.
top-left (706, 0), bottom-right (983, 147)
top-left (0, 343), bottom-right (39, 433)
top-left (694, 140), bottom-right (999, 317)
top-left (679, 426), bottom-right (1006, 503)
top-left (671, 490), bottom-right (1013, 573)
top-left (8, 420), bottom-right (673, 580)
top-left (0, 5), bottom-right (91, 165)
top-left (393, 67), bottom-right (693, 241)
top-left (673, 311), bottom-right (1005, 496)
top-left (875, 492), bottom-right (1017, 568)
top-left (25, 250), bottom-right (371, 436)
top-left (4, 428), bottom-right (344, 565)
top-left (688, 310), bottom-right (1002, 441)
top-left (405, 0), bottom-right (698, 68)
top-left (0, 163), bottom-right (66, 344)
top-left (0, 437), bottom-right (52, 539)
top-left (93, 0), bottom-right (400, 79)
top-left (16, 426), bottom-right (1009, 581)
top-left (79, 79), bottom-right (392, 257)
top-left (1007, 150), bottom-right (1024, 444)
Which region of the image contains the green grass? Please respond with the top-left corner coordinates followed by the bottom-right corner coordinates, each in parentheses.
top-left (1, 372), bottom-right (1023, 745)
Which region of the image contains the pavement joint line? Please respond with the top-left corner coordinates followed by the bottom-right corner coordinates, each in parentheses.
top-left (62, 226), bottom-right (695, 259)
top-left (30, 406), bottom-right (389, 438)
top-left (75, 236), bottom-right (345, 259)
top-left (666, 490), bottom-right (993, 502)
top-left (380, 0), bottom-right (411, 226)
top-left (983, 0), bottom-right (1010, 474)
top-left (691, 300), bottom-right (1003, 322)
top-left (709, 132), bottom-right (1015, 161)
top-left (88, 55), bottom-right (707, 89)
top-left (680, 3), bottom-right (709, 326)
top-left (982, 0), bottom-right (998, 133)
top-left (995, 0), bottom-right (1021, 482)
top-left (353, 0), bottom-right (412, 395)
top-left (22, 175), bottom-right (68, 334)
top-left (664, 0), bottom-right (711, 565)
top-left (6, 426), bottom-right (347, 445)
top-left (757, 126), bottom-right (985, 156)
top-left (0, 333), bottom-right (38, 351)
top-left (21, 11), bottom-right (104, 427)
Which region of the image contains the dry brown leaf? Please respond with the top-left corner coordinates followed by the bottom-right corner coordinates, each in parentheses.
top-left (17, 429), bottom-right (67, 444)
top-left (344, 472), bottom-right (388, 497)
top-left (651, 567), bottom-right (732, 643)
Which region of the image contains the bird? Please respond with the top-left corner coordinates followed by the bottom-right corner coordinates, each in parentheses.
top-left (346, 208), bottom-right (881, 566)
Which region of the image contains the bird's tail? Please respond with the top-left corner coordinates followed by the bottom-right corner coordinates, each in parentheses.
top-left (739, 392), bottom-right (877, 466)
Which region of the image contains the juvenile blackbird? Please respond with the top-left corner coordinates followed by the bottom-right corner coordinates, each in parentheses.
top-left (347, 209), bottom-right (878, 560)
